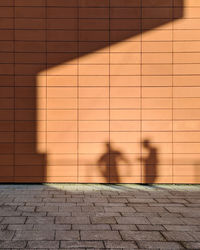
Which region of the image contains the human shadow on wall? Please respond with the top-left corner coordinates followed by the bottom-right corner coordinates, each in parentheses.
top-left (139, 139), bottom-right (158, 184)
top-left (0, 0), bottom-right (183, 182)
top-left (97, 142), bottom-right (129, 183)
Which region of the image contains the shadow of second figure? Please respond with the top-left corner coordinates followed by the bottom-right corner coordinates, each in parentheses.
top-left (97, 142), bottom-right (129, 183)
top-left (139, 139), bottom-right (158, 184)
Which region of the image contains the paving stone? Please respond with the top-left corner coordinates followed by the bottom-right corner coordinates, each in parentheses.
top-left (70, 211), bottom-right (96, 217)
top-left (128, 202), bottom-right (149, 207)
top-left (162, 231), bottom-right (195, 241)
top-left (188, 231), bottom-right (200, 241)
top-left (181, 212), bottom-right (200, 217)
top-left (81, 230), bottom-right (121, 240)
top-left (135, 206), bottom-right (166, 212)
top-left (54, 195), bottom-right (71, 198)
top-left (127, 198), bottom-right (156, 203)
top-left (66, 198), bottom-right (83, 202)
top-left (95, 202), bottom-right (125, 207)
top-left (181, 217), bottom-right (200, 225)
top-left (0, 231), bottom-right (15, 240)
top-left (27, 240), bottom-right (59, 248)
top-left (185, 203), bottom-right (200, 207)
top-left (13, 231), bottom-right (54, 240)
top-left (84, 198), bottom-right (108, 203)
top-left (170, 198), bottom-right (188, 204)
top-left (0, 240), bottom-right (26, 248)
top-left (26, 203), bottom-right (46, 207)
top-left (78, 203), bottom-right (94, 207)
top-left (1, 217), bottom-right (26, 224)
top-left (22, 212), bottom-right (46, 217)
top-left (182, 242), bottom-right (200, 249)
top-left (120, 231), bottom-right (165, 241)
top-left (47, 212), bottom-right (71, 217)
top-left (14, 198), bottom-right (42, 203)
top-left (149, 217), bottom-right (184, 225)
top-left (95, 212), bottom-right (121, 217)
top-left (73, 224), bottom-right (110, 230)
top-left (164, 225), bottom-right (199, 231)
top-left (26, 216), bottom-right (54, 224)
top-left (116, 216), bottom-right (150, 225)
top-left (137, 225), bottom-right (165, 231)
top-left (81, 206), bottom-right (104, 212)
top-left (166, 207), bottom-right (200, 213)
top-left (33, 224), bottom-right (71, 230)
top-left (158, 212), bottom-right (183, 217)
top-left (101, 191), bottom-right (120, 196)
top-left (60, 240), bottom-right (104, 248)
top-left (104, 206), bottom-right (135, 213)
top-left (59, 207), bottom-right (81, 212)
top-left (55, 231), bottom-right (80, 240)
top-left (7, 224), bottom-right (33, 230)
top-left (0, 210), bottom-right (21, 217)
top-left (108, 198), bottom-right (128, 203)
top-left (55, 216), bottom-right (90, 224)
top-left (137, 241), bottom-right (184, 249)
top-left (151, 203), bottom-right (185, 207)
top-left (111, 224), bottom-right (138, 231)
top-left (155, 198), bottom-right (171, 203)
top-left (185, 198), bottom-right (200, 203)
top-left (91, 216), bottom-right (116, 224)
top-left (104, 240), bottom-right (138, 249)
top-left (17, 206), bottom-right (35, 212)
top-left (121, 212), bottom-right (158, 217)
top-left (43, 198), bottom-right (65, 203)
top-left (45, 203), bottom-right (76, 207)
top-left (36, 206), bottom-right (59, 212)
top-left (3, 203), bottom-right (24, 208)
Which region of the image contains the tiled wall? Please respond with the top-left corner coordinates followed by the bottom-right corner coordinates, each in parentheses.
top-left (0, 0), bottom-right (200, 183)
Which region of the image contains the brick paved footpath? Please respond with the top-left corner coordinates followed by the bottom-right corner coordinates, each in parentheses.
top-left (0, 184), bottom-right (200, 249)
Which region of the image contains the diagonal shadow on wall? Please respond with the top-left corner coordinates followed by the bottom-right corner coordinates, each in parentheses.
top-left (0, 0), bottom-right (183, 183)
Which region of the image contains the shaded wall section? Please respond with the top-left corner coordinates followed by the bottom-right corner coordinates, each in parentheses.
top-left (1, 0), bottom-right (198, 184)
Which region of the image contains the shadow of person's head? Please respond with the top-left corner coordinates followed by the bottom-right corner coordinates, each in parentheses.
top-left (142, 139), bottom-right (151, 149)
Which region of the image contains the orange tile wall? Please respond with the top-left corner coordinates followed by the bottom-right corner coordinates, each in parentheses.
top-left (0, 0), bottom-right (200, 183)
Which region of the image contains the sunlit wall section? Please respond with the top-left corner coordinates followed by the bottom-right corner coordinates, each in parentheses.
top-left (173, 0), bottom-right (200, 183)
top-left (141, 0), bottom-right (173, 183)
